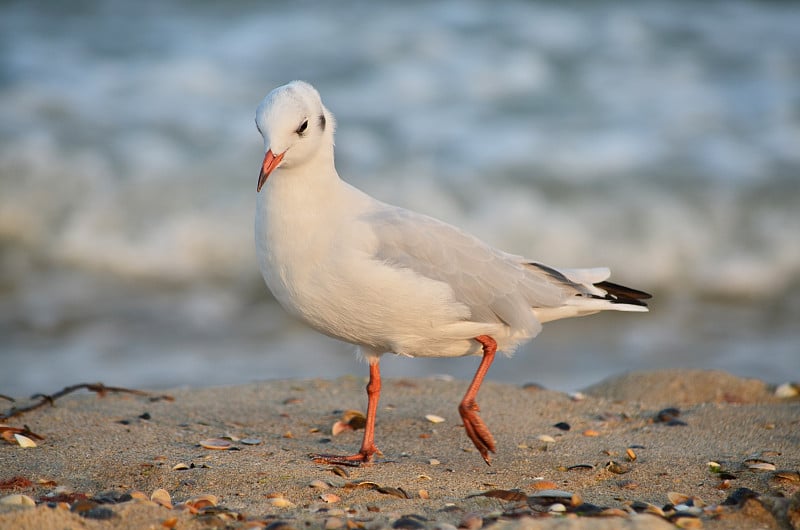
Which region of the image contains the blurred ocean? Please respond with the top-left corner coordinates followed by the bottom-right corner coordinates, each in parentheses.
top-left (1, 0), bottom-right (798, 398)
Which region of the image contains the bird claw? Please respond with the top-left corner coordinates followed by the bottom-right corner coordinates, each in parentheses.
top-left (459, 401), bottom-right (496, 465)
top-left (310, 445), bottom-right (381, 467)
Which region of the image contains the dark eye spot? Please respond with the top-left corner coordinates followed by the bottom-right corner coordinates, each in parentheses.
top-left (296, 119), bottom-right (308, 135)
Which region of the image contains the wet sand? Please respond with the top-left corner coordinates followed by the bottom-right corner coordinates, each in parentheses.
top-left (1, 370), bottom-right (798, 529)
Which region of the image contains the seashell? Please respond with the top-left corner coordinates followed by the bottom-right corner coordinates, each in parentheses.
top-left (425, 414), bottom-right (445, 424)
top-left (417, 474), bottom-right (432, 481)
top-left (331, 421), bottom-right (352, 437)
top-left (529, 489), bottom-right (580, 506)
top-left (537, 435), bottom-right (556, 443)
top-left (746, 462), bottom-right (776, 471)
top-left (582, 429), bottom-right (600, 437)
top-left (14, 434), bottom-right (37, 448)
top-left (309, 480), bottom-right (330, 489)
top-left (184, 494), bottom-right (218, 510)
top-left (428, 459), bottom-right (440, 466)
top-left (548, 503), bottom-right (566, 513)
top-left (341, 410), bottom-right (366, 430)
top-left (150, 488), bottom-right (172, 509)
top-left (320, 493), bottom-right (340, 503)
top-left (418, 489), bottom-right (429, 499)
top-left (269, 497), bottom-right (296, 508)
top-left (324, 517), bottom-right (345, 530)
top-left (0, 494), bottom-right (36, 506)
top-left (241, 438), bottom-right (262, 445)
top-left (130, 491), bottom-right (149, 501)
top-left (667, 492), bottom-right (691, 505)
top-left (673, 516), bottom-right (703, 528)
top-left (172, 463), bottom-right (190, 471)
top-left (199, 438), bottom-right (232, 450)
top-left (774, 382), bottom-right (799, 398)
top-left (600, 508), bottom-right (629, 517)
top-left (655, 407), bottom-right (681, 423)
top-left (626, 448), bottom-right (637, 462)
top-left (553, 422), bottom-right (571, 431)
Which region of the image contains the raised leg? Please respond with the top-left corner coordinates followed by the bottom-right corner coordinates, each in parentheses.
top-left (459, 335), bottom-right (498, 465)
top-left (312, 358), bottom-right (382, 466)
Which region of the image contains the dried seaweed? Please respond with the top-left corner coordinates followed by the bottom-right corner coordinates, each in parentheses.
top-left (0, 382), bottom-right (173, 420)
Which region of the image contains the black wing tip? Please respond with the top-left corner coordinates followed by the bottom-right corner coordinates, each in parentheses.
top-left (595, 280), bottom-right (652, 307)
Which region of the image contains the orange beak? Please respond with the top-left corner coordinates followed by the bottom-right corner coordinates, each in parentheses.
top-left (257, 149), bottom-right (285, 192)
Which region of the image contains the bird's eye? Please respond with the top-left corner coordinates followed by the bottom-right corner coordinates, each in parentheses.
top-left (296, 119), bottom-right (309, 135)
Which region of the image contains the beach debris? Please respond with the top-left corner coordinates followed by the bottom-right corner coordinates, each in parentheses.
top-left (393, 514), bottom-right (428, 529)
top-left (582, 429), bottom-right (600, 437)
top-left (309, 479), bottom-right (331, 489)
top-left (528, 489), bottom-right (581, 508)
top-left (0, 425), bottom-right (44, 445)
top-left (537, 434), bottom-right (556, 443)
top-left (530, 480), bottom-right (558, 490)
top-left (425, 414), bottom-right (445, 423)
top-left (329, 466), bottom-right (350, 478)
top-left (605, 461), bottom-right (630, 474)
top-left (376, 486), bottom-right (409, 499)
top-left (629, 500), bottom-right (666, 518)
top-left (746, 461), bottom-right (776, 472)
top-left (769, 470), bottom-right (800, 496)
top-left (0, 476), bottom-right (33, 490)
top-left (267, 496), bottom-right (296, 508)
top-left (428, 458), bottom-right (440, 465)
top-left (565, 464), bottom-right (595, 471)
top-left (470, 489), bottom-right (526, 502)
top-left (774, 382), bottom-right (799, 398)
top-left (626, 447), bottom-right (637, 462)
top-left (0, 382), bottom-right (173, 421)
top-left (181, 494), bottom-right (218, 512)
top-left (199, 438), bottom-right (233, 450)
top-left (172, 463), bottom-right (190, 471)
top-left (418, 489), bottom-right (429, 499)
top-left (548, 503), bottom-right (566, 513)
top-left (744, 458), bottom-right (776, 471)
top-left (151, 488), bottom-right (173, 509)
top-left (13, 433), bottom-right (37, 448)
top-left (654, 407), bottom-right (687, 426)
top-left (320, 493), bottom-right (340, 503)
top-left (332, 410), bottom-right (366, 436)
top-left (553, 421), bottom-right (571, 431)
top-left (0, 494), bottom-right (36, 507)
top-left (241, 437), bottom-right (262, 445)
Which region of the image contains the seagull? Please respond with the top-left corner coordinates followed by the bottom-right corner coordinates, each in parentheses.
top-left (254, 80), bottom-right (651, 465)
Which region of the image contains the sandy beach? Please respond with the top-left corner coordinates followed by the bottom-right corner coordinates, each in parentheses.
top-left (1, 370), bottom-right (798, 529)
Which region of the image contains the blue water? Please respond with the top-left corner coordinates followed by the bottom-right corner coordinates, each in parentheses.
top-left (1, 1), bottom-right (798, 397)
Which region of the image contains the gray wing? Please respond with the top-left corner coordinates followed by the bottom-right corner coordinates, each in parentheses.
top-left (363, 206), bottom-right (568, 331)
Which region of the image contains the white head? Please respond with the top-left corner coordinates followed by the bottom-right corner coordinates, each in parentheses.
top-left (255, 81), bottom-right (336, 191)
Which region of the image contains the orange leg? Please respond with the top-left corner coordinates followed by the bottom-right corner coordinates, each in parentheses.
top-left (459, 335), bottom-right (498, 465)
top-left (312, 358), bottom-right (382, 466)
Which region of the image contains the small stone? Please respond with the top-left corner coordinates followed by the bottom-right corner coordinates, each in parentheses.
top-left (309, 480), bottom-right (330, 489)
top-left (428, 458), bottom-right (440, 466)
top-left (553, 422), bottom-right (571, 431)
top-left (537, 434), bottom-right (556, 443)
top-left (425, 414), bottom-right (446, 424)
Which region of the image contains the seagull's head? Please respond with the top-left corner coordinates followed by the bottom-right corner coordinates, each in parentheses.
top-left (255, 80), bottom-right (335, 192)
